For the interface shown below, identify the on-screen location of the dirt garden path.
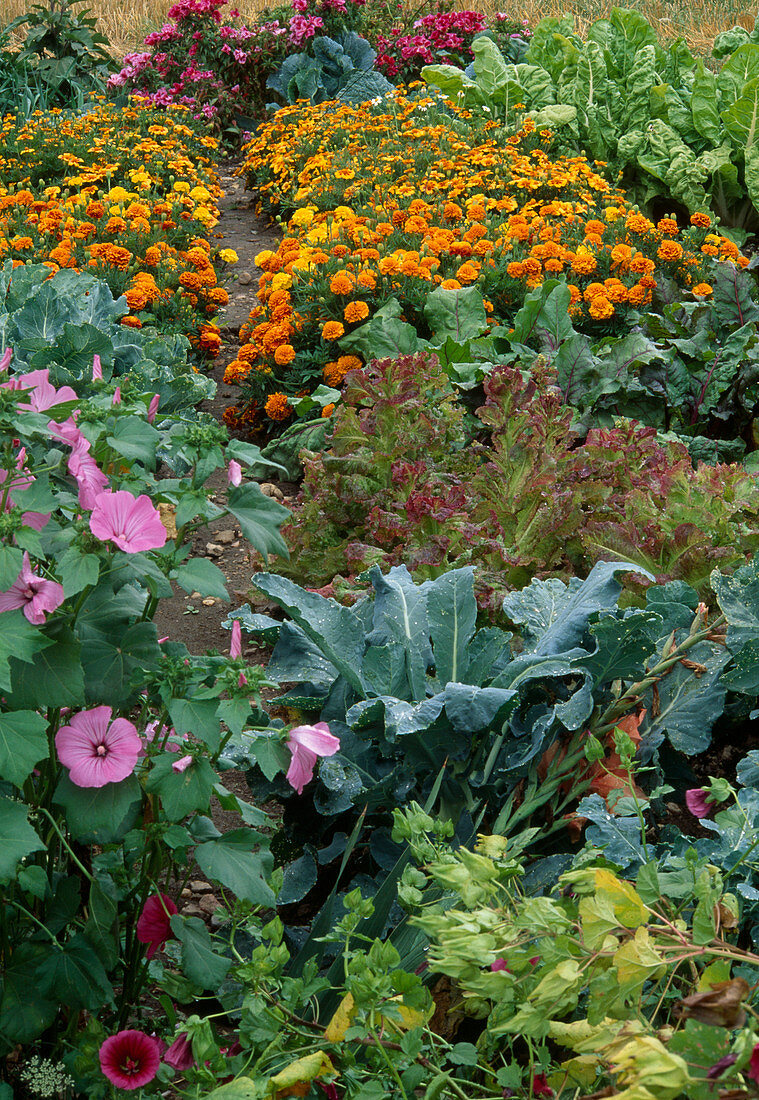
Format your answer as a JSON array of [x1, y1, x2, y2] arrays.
[[153, 160, 290, 660], [152, 162, 291, 910]]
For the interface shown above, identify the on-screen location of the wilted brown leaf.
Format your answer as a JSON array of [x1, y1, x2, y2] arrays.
[[676, 979, 749, 1028]]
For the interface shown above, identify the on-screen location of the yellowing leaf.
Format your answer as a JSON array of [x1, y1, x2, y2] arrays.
[[613, 928, 666, 999], [549, 1016, 626, 1054], [554, 1055, 599, 1089], [608, 1035, 691, 1100], [324, 993, 356, 1042], [579, 892, 619, 949], [529, 958, 581, 1011], [267, 1051, 336, 1097], [594, 869, 648, 928]]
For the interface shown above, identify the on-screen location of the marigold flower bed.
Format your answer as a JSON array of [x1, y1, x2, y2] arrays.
[[0, 100, 231, 356], [228, 92, 744, 427]]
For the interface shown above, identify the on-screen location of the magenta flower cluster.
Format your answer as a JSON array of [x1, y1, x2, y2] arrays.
[[374, 8, 486, 81]]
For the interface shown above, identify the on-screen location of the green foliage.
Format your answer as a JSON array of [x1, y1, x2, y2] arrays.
[[4, 0, 114, 112], [266, 31, 392, 106]]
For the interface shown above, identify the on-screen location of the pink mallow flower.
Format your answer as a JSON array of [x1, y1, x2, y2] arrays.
[[0, 552, 64, 624], [285, 722, 340, 795], [164, 1032, 194, 1070], [55, 706, 142, 787], [230, 618, 242, 659], [136, 893, 178, 958], [172, 754, 193, 773], [90, 490, 167, 553], [68, 440, 109, 510], [147, 394, 160, 423], [227, 459, 242, 487], [685, 787, 715, 818], [99, 1030, 161, 1091]]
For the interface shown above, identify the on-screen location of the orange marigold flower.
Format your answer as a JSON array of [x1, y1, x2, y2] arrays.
[[337, 355, 362, 372], [571, 250, 596, 275], [657, 240, 683, 262], [692, 282, 713, 296], [625, 212, 653, 234], [690, 212, 711, 228], [456, 263, 479, 284], [321, 402, 336, 417], [443, 202, 462, 220], [121, 315, 143, 328], [588, 295, 615, 321], [506, 262, 525, 278], [657, 217, 679, 236], [330, 273, 354, 295], [274, 343, 297, 366], [344, 301, 370, 323], [322, 321, 345, 340], [357, 270, 377, 290], [265, 392, 292, 421]]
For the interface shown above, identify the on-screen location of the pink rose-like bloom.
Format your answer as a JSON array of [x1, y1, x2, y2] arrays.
[[685, 787, 715, 818], [164, 1032, 194, 1070], [227, 458, 242, 487], [0, 551, 64, 624], [56, 706, 142, 787], [90, 490, 167, 553], [172, 754, 193, 773], [285, 722, 340, 795], [99, 1030, 161, 1090], [136, 893, 178, 958]]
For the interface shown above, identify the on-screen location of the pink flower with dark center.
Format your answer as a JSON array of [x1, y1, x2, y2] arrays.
[[0, 551, 64, 624], [230, 618, 242, 659], [685, 787, 714, 818], [172, 754, 193, 773], [136, 893, 178, 958], [90, 490, 167, 553], [285, 722, 340, 795], [164, 1032, 194, 1070], [55, 706, 142, 787], [227, 459, 242, 487], [99, 1030, 161, 1090], [68, 441, 109, 510]]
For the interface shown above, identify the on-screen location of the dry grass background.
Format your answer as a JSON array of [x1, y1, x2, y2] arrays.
[[0, 0, 755, 56]]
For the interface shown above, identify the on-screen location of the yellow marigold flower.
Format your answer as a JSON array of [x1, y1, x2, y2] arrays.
[[271, 273, 292, 291], [274, 344, 297, 366], [218, 248, 238, 263], [255, 249, 277, 268], [692, 282, 713, 296], [690, 212, 712, 228], [291, 207, 316, 228], [265, 392, 292, 421], [344, 301, 370, 323], [322, 321, 345, 340]]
